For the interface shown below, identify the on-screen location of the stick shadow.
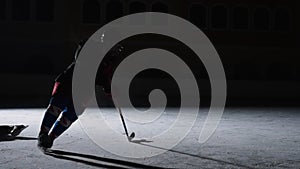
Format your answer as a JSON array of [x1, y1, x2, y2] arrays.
[[44, 149, 167, 169], [131, 139, 153, 144], [131, 139, 254, 169]]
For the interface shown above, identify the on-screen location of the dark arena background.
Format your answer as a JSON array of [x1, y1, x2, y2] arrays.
[[0, 0, 299, 169]]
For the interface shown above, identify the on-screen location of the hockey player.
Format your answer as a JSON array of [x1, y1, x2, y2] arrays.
[[37, 40, 121, 150]]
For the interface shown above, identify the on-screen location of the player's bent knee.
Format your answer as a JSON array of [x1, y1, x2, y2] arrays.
[[47, 104, 62, 117]]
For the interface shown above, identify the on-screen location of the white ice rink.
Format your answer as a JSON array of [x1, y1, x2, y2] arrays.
[[0, 108, 299, 169]]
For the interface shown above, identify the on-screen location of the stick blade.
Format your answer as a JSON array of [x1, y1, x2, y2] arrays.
[[130, 132, 135, 138]]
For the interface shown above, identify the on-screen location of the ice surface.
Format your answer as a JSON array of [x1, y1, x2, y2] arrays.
[[0, 108, 299, 168]]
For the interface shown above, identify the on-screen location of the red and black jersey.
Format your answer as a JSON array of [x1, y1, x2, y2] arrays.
[[52, 42, 115, 97]]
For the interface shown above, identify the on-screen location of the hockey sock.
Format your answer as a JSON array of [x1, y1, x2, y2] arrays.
[[49, 111, 77, 140], [40, 105, 62, 134]]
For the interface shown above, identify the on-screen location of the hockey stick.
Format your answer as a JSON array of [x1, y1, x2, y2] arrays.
[[116, 106, 135, 141], [111, 85, 135, 141]]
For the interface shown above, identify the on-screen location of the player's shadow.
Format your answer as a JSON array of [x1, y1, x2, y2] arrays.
[[44, 149, 167, 169], [0, 136, 37, 142]]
